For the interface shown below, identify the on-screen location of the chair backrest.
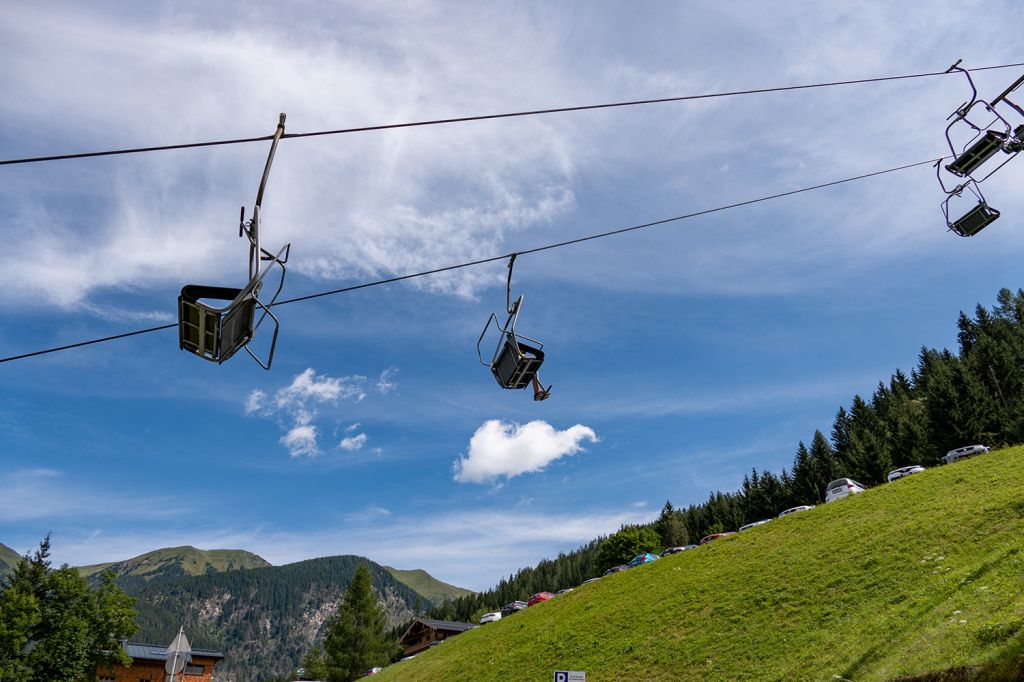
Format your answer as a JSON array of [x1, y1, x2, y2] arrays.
[[491, 335, 544, 389]]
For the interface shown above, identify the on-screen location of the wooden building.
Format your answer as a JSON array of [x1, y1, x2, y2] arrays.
[[398, 618, 477, 656], [97, 640, 224, 682]]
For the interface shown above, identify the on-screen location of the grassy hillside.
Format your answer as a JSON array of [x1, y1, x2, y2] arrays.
[[76, 546, 270, 582], [384, 566, 474, 604], [377, 446, 1024, 681], [0, 542, 23, 577]]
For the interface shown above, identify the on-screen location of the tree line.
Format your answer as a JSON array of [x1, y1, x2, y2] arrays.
[[426, 287, 1024, 624]]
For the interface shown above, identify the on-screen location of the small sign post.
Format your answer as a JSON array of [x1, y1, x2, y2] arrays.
[[165, 626, 191, 682], [554, 671, 586, 682]]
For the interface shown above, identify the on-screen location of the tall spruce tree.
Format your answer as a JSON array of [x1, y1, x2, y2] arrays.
[[321, 563, 396, 682], [655, 501, 688, 548]]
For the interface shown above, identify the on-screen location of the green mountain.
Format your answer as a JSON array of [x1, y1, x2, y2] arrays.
[[384, 566, 474, 604], [0, 542, 23, 578], [76, 545, 271, 585], [127, 554, 433, 681], [376, 446, 1024, 681]]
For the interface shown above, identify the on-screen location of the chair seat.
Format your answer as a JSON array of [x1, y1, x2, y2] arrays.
[[950, 202, 1000, 237], [178, 284, 256, 363]]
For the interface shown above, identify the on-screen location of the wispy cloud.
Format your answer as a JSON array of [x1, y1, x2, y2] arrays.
[[0, 469, 186, 523], [339, 433, 367, 451], [44, 506, 652, 591], [246, 367, 395, 457], [453, 420, 598, 484]]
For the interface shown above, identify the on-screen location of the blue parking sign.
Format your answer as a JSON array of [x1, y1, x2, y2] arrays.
[[554, 671, 585, 682]]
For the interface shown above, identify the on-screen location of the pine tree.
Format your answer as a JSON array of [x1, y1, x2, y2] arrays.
[[655, 501, 688, 548], [808, 430, 837, 500], [322, 563, 396, 682], [789, 441, 818, 506]]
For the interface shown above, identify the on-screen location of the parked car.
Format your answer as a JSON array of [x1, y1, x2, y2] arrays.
[[580, 577, 602, 586], [627, 552, 659, 567], [527, 592, 554, 606], [479, 611, 502, 624], [943, 444, 989, 464], [738, 519, 771, 531], [887, 465, 925, 482], [699, 532, 735, 545], [661, 546, 689, 556], [603, 564, 628, 576], [824, 478, 867, 503], [778, 505, 815, 518], [500, 600, 527, 617], [555, 588, 574, 595]]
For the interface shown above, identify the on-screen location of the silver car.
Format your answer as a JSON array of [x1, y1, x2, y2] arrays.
[[887, 465, 925, 482], [824, 478, 866, 503], [942, 444, 989, 464], [778, 505, 815, 518]]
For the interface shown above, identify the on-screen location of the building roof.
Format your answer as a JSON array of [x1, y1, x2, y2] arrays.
[[410, 618, 477, 633], [123, 641, 225, 662]]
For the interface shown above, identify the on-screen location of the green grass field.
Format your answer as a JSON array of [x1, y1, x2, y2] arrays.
[[377, 446, 1024, 681], [384, 566, 474, 604]]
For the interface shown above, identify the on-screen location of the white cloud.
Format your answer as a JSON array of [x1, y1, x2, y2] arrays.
[[453, 420, 598, 484], [244, 389, 267, 415], [281, 424, 319, 458], [248, 368, 391, 457], [339, 433, 367, 451], [0, 3, 581, 310], [376, 368, 398, 395], [275, 368, 366, 408]]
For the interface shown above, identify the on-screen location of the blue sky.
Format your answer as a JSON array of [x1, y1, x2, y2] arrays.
[[1, 1, 1023, 591]]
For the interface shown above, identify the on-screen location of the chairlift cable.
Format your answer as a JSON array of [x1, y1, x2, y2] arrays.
[[2, 62, 1022, 166], [0, 155, 943, 365]]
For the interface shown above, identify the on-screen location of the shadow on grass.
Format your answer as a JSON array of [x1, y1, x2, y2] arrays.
[[841, 547, 1020, 680], [889, 627, 1024, 682]]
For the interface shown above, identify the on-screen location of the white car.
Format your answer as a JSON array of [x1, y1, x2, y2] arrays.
[[887, 465, 925, 482], [943, 444, 989, 464], [778, 505, 815, 518], [824, 478, 867, 503], [738, 519, 771, 531], [479, 611, 502, 624]]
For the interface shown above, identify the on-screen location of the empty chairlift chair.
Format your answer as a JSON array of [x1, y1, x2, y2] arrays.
[[477, 254, 552, 401], [178, 114, 292, 369], [939, 178, 1000, 237], [935, 62, 1024, 235]]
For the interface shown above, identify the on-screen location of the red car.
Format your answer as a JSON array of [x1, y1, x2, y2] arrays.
[[699, 532, 735, 545], [527, 592, 554, 606]]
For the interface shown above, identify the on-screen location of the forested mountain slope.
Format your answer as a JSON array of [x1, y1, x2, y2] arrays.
[[128, 554, 429, 681]]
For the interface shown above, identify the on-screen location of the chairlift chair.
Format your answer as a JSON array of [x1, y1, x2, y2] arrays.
[[477, 254, 552, 401], [940, 178, 1000, 237], [178, 114, 292, 369], [941, 61, 1024, 183]]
